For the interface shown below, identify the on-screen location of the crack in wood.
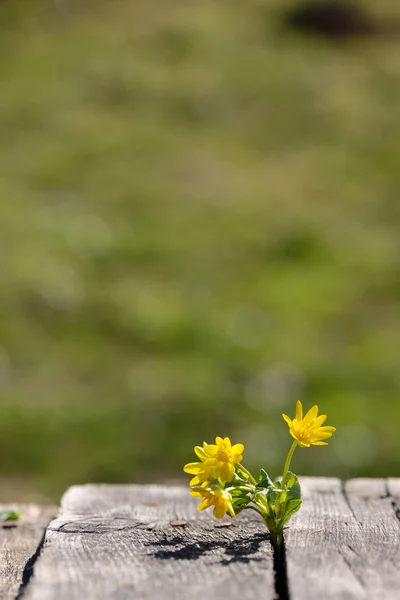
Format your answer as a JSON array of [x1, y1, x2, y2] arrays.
[[337, 544, 367, 592], [272, 535, 290, 600], [341, 481, 363, 530], [49, 521, 156, 535], [385, 480, 400, 523], [15, 530, 47, 600]]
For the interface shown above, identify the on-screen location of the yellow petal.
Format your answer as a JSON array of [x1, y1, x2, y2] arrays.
[[282, 414, 292, 427], [215, 436, 224, 446], [223, 437, 232, 449], [198, 498, 211, 511], [190, 488, 207, 498], [298, 441, 310, 448], [304, 405, 319, 421], [226, 502, 235, 517], [220, 462, 234, 482], [317, 426, 336, 433], [312, 441, 328, 446], [213, 499, 226, 519], [314, 414, 327, 427], [204, 444, 218, 457], [183, 462, 203, 474], [203, 456, 218, 464], [231, 443, 244, 456], [296, 400, 303, 421], [189, 475, 202, 486], [194, 446, 208, 460], [312, 430, 334, 440], [231, 452, 243, 463]]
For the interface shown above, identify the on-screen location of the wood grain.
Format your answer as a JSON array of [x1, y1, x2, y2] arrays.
[[285, 477, 400, 600], [0, 504, 56, 600], [23, 485, 275, 600]]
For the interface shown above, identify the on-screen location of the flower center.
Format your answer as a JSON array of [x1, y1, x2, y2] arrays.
[[295, 421, 313, 441], [216, 449, 230, 462]]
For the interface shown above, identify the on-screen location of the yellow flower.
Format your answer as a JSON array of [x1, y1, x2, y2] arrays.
[[282, 400, 336, 448], [202, 436, 244, 482], [183, 436, 244, 484], [183, 444, 216, 486], [190, 486, 235, 519]]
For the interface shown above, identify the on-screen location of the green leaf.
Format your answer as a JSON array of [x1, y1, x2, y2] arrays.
[[230, 493, 251, 515], [233, 467, 252, 485], [0, 511, 20, 522], [274, 472, 302, 528], [280, 498, 302, 527], [257, 469, 274, 489], [285, 471, 301, 500]]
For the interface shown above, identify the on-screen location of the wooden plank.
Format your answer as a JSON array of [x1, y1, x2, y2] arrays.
[[285, 477, 400, 600], [23, 484, 275, 600], [343, 479, 400, 596], [0, 504, 56, 600]]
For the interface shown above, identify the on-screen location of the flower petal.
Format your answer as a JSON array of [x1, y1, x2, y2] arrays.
[[190, 488, 207, 498], [189, 475, 202, 486], [198, 498, 211, 511], [203, 444, 218, 457], [213, 499, 226, 519], [298, 441, 310, 448], [231, 443, 244, 456], [223, 437, 232, 450], [310, 431, 334, 440], [296, 400, 303, 421], [304, 405, 319, 421], [194, 446, 208, 460], [317, 426, 336, 434], [203, 457, 218, 466], [312, 441, 328, 446], [282, 414, 292, 427], [231, 453, 243, 464], [183, 462, 203, 474], [314, 414, 327, 427], [220, 462, 234, 482]]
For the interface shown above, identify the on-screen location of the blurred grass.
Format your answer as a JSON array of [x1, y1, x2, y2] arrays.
[[1, 0, 400, 500]]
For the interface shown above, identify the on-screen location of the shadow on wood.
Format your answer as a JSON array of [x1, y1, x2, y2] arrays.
[[283, 0, 400, 39]]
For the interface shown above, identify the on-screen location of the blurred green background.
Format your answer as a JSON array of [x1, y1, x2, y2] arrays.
[[1, 0, 400, 502]]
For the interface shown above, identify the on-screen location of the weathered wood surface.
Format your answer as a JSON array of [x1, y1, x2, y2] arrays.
[[23, 485, 274, 600], [0, 504, 56, 600], [285, 478, 400, 600], [17, 479, 400, 600]]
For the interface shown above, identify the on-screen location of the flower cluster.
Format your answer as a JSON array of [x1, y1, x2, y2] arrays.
[[184, 436, 244, 486], [190, 486, 235, 519], [183, 401, 336, 545], [183, 436, 244, 518]]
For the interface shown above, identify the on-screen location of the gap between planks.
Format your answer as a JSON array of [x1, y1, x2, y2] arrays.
[[0, 504, 56, 600]]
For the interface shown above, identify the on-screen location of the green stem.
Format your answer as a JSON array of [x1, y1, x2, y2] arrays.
[[226, 485, 254, 493], [254, 492, 269, 514], [270, 528, 283, 548], [281, 440, 298, 489], [245, 505, 265, 518], [238, 463, 258, 486]]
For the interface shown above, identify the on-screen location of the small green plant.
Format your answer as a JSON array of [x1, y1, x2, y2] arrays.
[[0, 511, 20, 522], [184, 400, 336, 546]]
